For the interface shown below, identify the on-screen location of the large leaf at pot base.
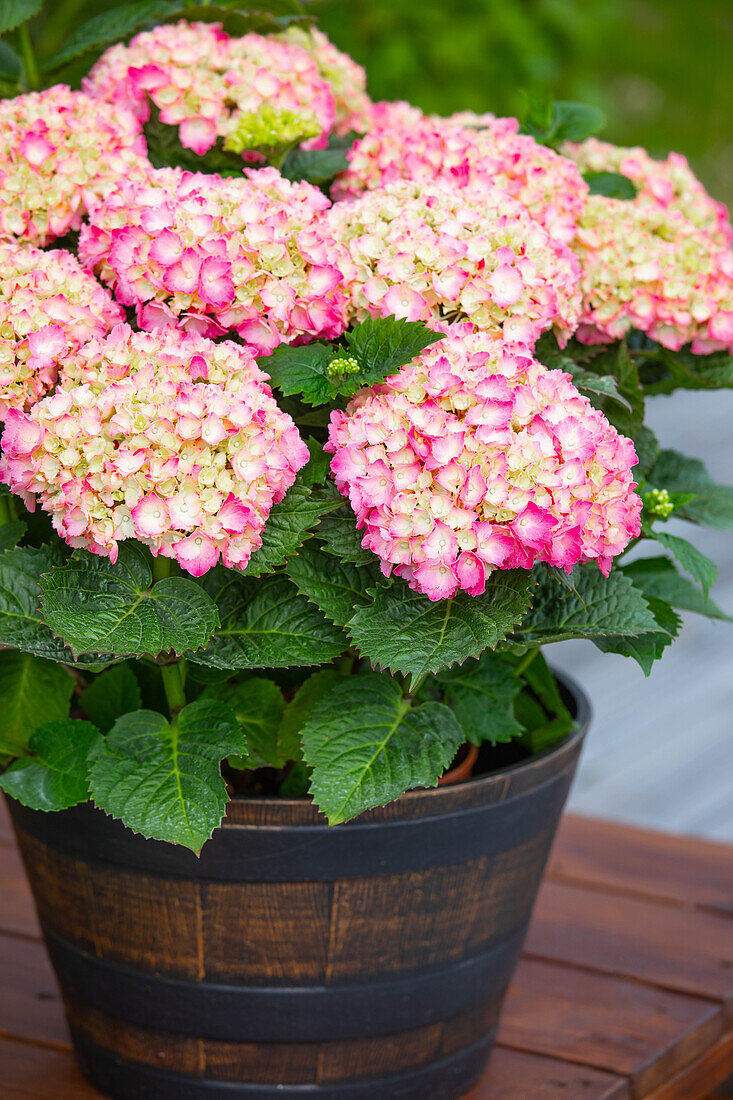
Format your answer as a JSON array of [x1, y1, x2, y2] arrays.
[[622, 558, 731, 621], [276, 668, 343, 764], [40, 544, 218, 659], [0, 720, 101, 811], [0, 0, 42, 36], [594, 596, 682, 676], [0, 653, 74, 757], [650, 531, 717, 596], [79, 665, 142, 733], [647, 449, 733, 530], [287, 541, 382, 626], [515, 565, 661, 644], [243, 480, 343, 577], [437, 654, 522, 746], [347, 571, 536, 681], [190, 571, 347, 670], [303, 673, 465, 824], [203, 677, 286, 768], [88, 700, 245, 852]]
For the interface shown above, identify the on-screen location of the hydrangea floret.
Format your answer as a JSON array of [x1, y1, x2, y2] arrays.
[[572, 195, 733, 352], [326, 325, 641, 599], [326, 178, 582, 345], [278, 25, 372, 135], [78, 166, 355, 354], [333, 106, 588, 244], [564, 136, 733, 246], [83, 22, 336, 157], [0, 242, 123, 419], [0, 326, 309, 575], [0, 85, 148, 244]]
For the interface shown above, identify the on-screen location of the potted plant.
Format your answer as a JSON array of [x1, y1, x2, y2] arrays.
[[0, 3, 730, 1098]]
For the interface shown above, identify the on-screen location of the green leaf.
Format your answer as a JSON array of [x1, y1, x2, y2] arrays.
[[587, 340, 645, 436], [517, 650, 574, 752], [0, 719, 101, 811], [45, 1, 183, 69], [640, 346, 733, 395], [0, 521, 26, 551], [347, 571, 536, 681], [191, 571, 347, 670], [632, 427, 661, 478], [88, 699, 245, 852], [650, 530, 717, 596], [79, 665, 141, 733], [0, 39, 21, 80], [316, 502, 376, 565], [515, 565, 660, 644], [583, 170, 637, 199], [298, 437, 331, 488], [287, 541, 382, 625], [551, 101, 605, 143], [276, 668, 343, 764], [303, 672, 465, 824], [243, 479, 343, 577], [282, 135, 352, 184], [40, 544, 218, 659], [143, 99, 246, 176], [594, 595, 681, 675], [647, 449, 733, 530], [623, 557, 731, 621], [0, 653, 74, 757], [261, 341, 341, 406], [344, 315, 443, 377], [203, 677, 286, 768], [0, 546, 78, 663], [562, 364, 632, 411], [0, 0, 41, 36], [437, 653, 522, 746]]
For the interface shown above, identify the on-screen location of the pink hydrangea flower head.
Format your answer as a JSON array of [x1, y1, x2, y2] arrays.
[[326, 179, 582, 345], [332, 106, 588, 243], [78, 166, 355, 354], [0, 85, 148, 244], [277, 26, 372, 135], [326, 324, 641, 600], [0, 242, 123, 420], [83, 22, 336, 157], [1, 328, 309, 574], [572, 195, 733, 353], [564, 137, 733, 247]]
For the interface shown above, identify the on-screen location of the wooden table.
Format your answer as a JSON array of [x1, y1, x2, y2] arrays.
[[1, 798, 731, 1100]]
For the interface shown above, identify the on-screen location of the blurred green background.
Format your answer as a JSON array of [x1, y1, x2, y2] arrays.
[[31, 0, 733, 206]]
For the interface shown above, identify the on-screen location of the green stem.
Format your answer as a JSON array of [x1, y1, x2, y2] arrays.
[[152, 555, 171, 581], [18, 24, 39, 91], [160, 660, 186, 718], [0, 496, 11, 526], [513, 646, 540, 680]]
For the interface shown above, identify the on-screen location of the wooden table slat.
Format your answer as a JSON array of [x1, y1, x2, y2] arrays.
[[0, 843, 40, 939]]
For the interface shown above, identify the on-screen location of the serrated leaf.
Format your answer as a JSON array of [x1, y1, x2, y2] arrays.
[[316, 502, 376, 565], [640, 346, 733, 395], [0, 719, 101, 811], [88, 699, 245, 852], [0, 546, 80, 663], [594, 595, 681, 675], [437, 653, 522, 746], [551, 101, 605, 143], [0, 521, 26, 550], [287, 541, 382, 625], [0, 0, 41, 35], [303, 673, 465, 824], [344, 315, 443, 377], [515, 565, 660, 644], [347, 571, 536, 681], [583, 171, 637, 199], [622, 557, 731, 621], [632, 427, 660, 478], [203, 677, 286, 768], [647, 449, 733, 530], [587, 340, 645, 436], [261, 341, 341, 406], [650, 531, 717, 596], [40, 544, 218, 659], [45, 1, 183, 69], [299, 437, 331, 488], [0, 653, 74, 757], [276, 668, 343, 763], [562, 364, 632, 411], [190, 571, 347, 670], [243, 480, 343, 577], [79, 665, 141, 733]]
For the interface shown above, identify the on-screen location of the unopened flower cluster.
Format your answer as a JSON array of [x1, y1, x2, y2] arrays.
[[0, 328, 309, 576], [333, 105, 588, 244], [84, 22, 336, 157], [0, 85, 148, 244], [564, 137, 733, 246], [573, 196, 733, 352], [327, 325, 641, 600], [79, 166, 354, 354], [0, 242, 122, 419], [278, 26, 372, 135], [327, 179, 582, 344]]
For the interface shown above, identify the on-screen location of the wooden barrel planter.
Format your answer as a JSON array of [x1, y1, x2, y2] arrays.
[[7, 675, 589, 1100]]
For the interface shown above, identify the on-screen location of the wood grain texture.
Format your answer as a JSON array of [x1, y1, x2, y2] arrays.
[[465, 1048, 630, 1099], [0, 934, 69, 1050], [0, 842, 40, 937]]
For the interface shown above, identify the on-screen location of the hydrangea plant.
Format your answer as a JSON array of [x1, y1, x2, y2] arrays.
[[0, 1, 730, 852]]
